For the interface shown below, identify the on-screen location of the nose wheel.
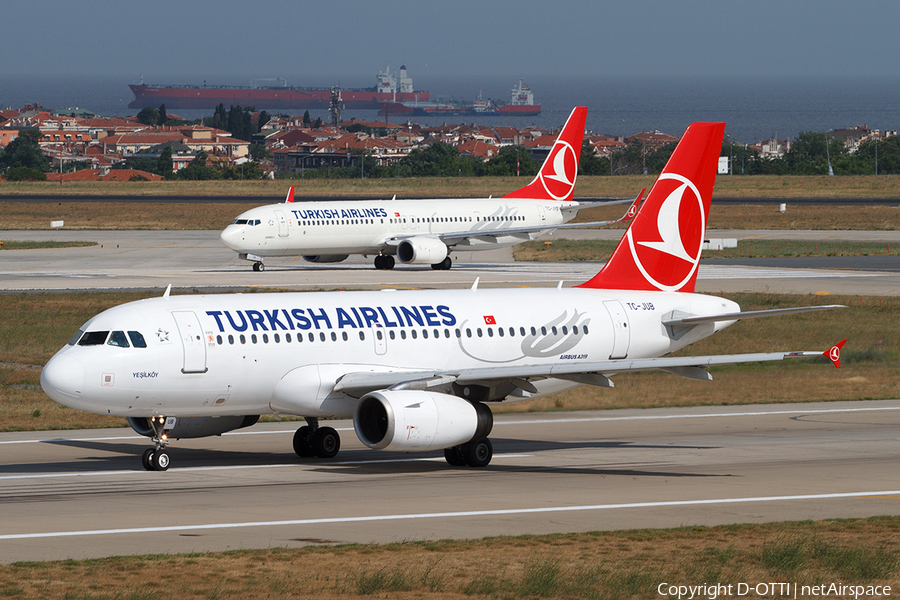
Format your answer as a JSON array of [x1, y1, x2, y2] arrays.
[[252, 261, 265, 272], [141, 416, 172, 471]]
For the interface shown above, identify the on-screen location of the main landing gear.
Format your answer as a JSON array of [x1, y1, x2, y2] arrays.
[[431, 257, 452, 271], [141, 416, 171, 471], [443, 438, 493, 468], [292, 417, 341, 459], [373, 255, 395, 270]]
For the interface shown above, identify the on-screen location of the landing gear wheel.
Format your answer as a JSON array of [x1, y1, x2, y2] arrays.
[[252, 261, 265, 272], [431, 257, 452, 271], [443, 445, 467, 467], [463, 438, 493, 468], [375, 255, 395, 270], [141, 448, 155, 471], [151, 450, 170, 471], [292, 426, 315, 457], [311, 426, 341, 459]]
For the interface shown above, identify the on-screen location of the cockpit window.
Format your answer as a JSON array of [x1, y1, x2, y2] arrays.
[[107, 331, 130, 348], [78, 331, 109, 346], [232, 218, 249, 225], [68, 330, 84, 346], [128, 331, 147, 348]]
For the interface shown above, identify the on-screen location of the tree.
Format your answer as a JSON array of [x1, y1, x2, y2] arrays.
[[480, 145, 538, 177], [157, 104, 168, 126], [0, 129, 50, 172], [578, 139, 610, 176], [249, 144, 270, 162], [258, 111, 271, 130], [156, 145, 174, 178], [302, 111, 311, 127], [136, 106, 159, 126], [4, 166, 47, 181]]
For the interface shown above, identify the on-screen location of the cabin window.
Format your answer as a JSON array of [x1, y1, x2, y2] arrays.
[[274, 333, 280, 343], [308, 332, 315, 342], [251, 334, 258, 344], [240, 334, 246, 344], [228, 335, 234, 345], [78, 331, 109, 346], [521, 327, 527, 336], [108, 331, 130, 348], [262, 334, 269, 343], [359, 331, 365, 341], [466, 328, 472, 338], [583, 325, 590, 334], [509, 327, 516, 337], [376, 330, 383, 340], [411, 330, 418, 339], [216, 335, 223, 345], [434, 329, 440, 338], [389, 330, 396, 340], [342, 331, 348, 341], [561, 326, 568, 335], [551, 326, 557, 335], [444, 329, 450, 338], [498, 328, 504, 337], [455, 329, 461, 338], [331, 332, 338, 341], [487, 328, 493, 338], [128, 331, 147, 348], [400, 330, 407, 340], [319, 332, 326, 342], [285, 333, 292, 342], [572, 326, 579, 335], [422, 329, 428, 339], [541, 327, 547, 336], [477, 328, 483, 338]]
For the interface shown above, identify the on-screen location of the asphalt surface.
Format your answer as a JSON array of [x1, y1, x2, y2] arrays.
[[1, 401, 898, 563]]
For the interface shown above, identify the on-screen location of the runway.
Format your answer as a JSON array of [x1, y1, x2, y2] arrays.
[[3, 229, 900, 295], [1, 401, 898, 563]]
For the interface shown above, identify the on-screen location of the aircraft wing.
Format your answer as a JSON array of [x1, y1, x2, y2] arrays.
[[332, 340, 846, 398]]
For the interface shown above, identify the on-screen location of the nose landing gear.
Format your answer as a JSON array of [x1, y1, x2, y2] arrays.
[[141, 416, 172, 471]]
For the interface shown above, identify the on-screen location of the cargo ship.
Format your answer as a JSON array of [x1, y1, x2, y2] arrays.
[[128, 65, 429, 110], [378, 79, 540, 117]]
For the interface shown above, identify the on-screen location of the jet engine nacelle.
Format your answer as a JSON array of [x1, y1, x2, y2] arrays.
[[127, 415, 260, 439], [303, 254, 349, 263], [353, 390, 492, 452], [396, 237, 448, 265]]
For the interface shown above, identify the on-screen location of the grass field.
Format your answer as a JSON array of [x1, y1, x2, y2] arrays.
[[2, 173, 900, 198], [2, 197, 899, 231], [1, 517, 897, 599], [514, 239, 900, 263]]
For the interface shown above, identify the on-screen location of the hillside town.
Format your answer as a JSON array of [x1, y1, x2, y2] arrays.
[[0, 103, 896, 181]]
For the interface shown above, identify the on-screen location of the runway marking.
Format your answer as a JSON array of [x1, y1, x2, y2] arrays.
[[1, 405, 897, 446], [0, 454, 532, 481], [2, 490, 897, 541]]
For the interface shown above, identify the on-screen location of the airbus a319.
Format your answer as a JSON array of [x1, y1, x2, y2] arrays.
[[219, 107, 642, 271], [41, 118, 845, 472]]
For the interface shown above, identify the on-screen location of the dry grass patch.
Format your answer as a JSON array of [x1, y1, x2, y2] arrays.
[[0, 517, 898, 599], [3, 174, 900, 199]]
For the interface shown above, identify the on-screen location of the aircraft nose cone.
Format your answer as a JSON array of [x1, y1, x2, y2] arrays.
[[41, 354, 85, 403], [220, 226, 243, 251]]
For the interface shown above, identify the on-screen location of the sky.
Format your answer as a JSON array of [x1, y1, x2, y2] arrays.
[[4, 0, 900, 82]]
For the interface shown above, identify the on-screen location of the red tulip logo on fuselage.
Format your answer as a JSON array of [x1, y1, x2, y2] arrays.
[[627, 173, 705, 291], [538, 141, 578, 200]]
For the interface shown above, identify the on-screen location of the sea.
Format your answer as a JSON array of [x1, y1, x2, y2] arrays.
[[2, 73, 899, 145]]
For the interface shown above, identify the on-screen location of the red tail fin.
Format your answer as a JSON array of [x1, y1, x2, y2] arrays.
[[578, 122, 725, 292], [825, 339, 847, 368], [503, 106, 587, 202]]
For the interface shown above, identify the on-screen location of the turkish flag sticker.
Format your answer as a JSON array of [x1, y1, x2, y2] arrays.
[[483, 315, 496, 325]]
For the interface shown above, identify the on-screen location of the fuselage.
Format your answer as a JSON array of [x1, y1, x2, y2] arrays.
[[219, 197, 580, 258], [41, 287, 739, 420]]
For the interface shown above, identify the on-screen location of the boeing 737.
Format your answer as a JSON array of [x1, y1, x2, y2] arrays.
[[41, 121, 845, 472], [219, 107, 642, 271]]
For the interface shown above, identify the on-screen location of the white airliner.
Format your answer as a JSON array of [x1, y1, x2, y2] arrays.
[[41, 120, 845, 472], [219, 107, 642, 271]]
